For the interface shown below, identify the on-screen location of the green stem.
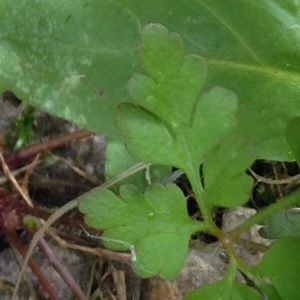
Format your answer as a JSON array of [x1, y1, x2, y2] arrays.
[[232, 250, 256, 281], [187, 167, 222, 239], [103, 162, 151, 187], [231, 187, 300, 239]]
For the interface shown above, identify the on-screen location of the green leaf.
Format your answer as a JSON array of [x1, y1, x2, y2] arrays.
[[79, 183, 201, 279], [203, 134, 254, 207], [132, 232, 190, 279], [116, 24, 237, 172], [0, 0, 140, 136], [185, 275, 261, 300], [105, 139, 171, 189], [260, 209, 300, 239], [252, 237, 300, 300], [286, 117, 300, 166]]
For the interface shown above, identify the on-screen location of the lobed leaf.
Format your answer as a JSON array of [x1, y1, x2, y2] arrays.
[[117, 24, 238, 173], [79, 183, 201, 278]]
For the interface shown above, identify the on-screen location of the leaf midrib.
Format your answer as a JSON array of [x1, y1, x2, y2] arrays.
[[207, 58, 300, 81], [196, 0, 262, 64]]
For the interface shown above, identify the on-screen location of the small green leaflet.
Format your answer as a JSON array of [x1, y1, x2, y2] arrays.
[[185, 260, 261, 300], [185, 280, 261, 300], [79, 183, 202, 279], [116, 24, 238, 173]]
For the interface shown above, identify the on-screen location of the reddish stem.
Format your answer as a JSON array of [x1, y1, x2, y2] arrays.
[[1, 225, 61, 300], [38, 237, 87, 300], [2, 129, 93, 170]]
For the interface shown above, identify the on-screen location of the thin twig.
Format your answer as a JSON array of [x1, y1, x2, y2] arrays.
[[0, 151, 33, 207], [53, 154, 101, 185], [37, 237, 87, 300], [21, 153, 41, 192], [249, 168, 300, 185], [47, 228, 131, 263], [2, 129, 93, 170], [272, 163, 284, 198], [0, 158, 41, 185], [0, 225, 61, 300]]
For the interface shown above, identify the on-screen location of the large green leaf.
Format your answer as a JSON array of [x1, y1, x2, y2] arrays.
[[0, 0, 141, 136], [79, 183, 201, 279], [286, 117, 300, 166], [1, 1, 299, 159]]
